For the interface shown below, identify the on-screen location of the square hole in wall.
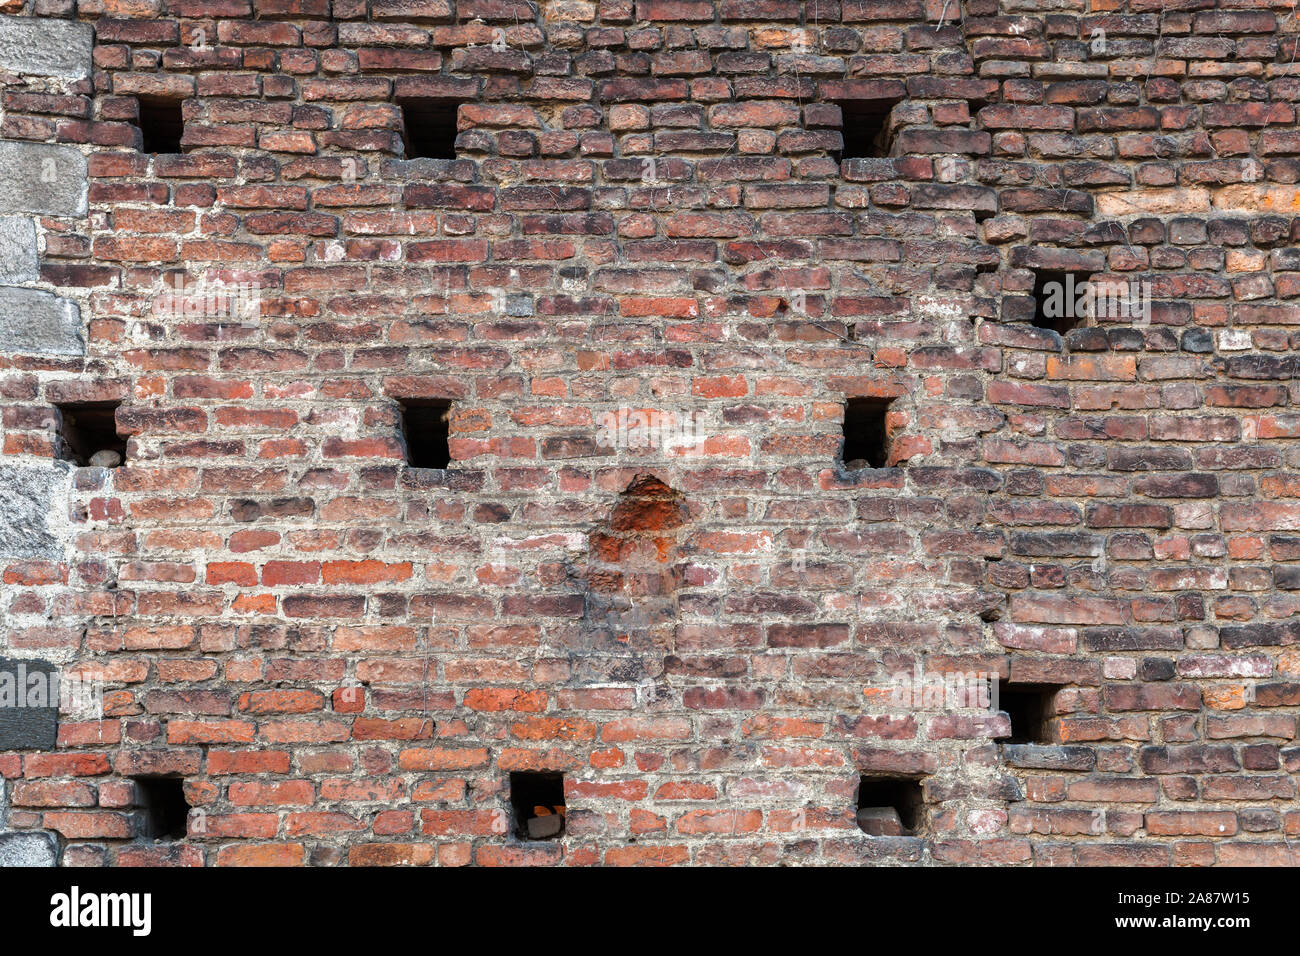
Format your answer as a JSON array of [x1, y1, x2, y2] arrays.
[[841, 397, 892, 470], [136, 96, 185, 154], [856, 775, 924, 836], [510, 771, 566, 840], [398, 99, 461, 159], [836, 98, 902, 159], [1032, 270, 1090, 336], [55, 401, 126, 468], [398, 399, 451, 469], [996, 682, 1061, 744], [132, 776, 189, 841]]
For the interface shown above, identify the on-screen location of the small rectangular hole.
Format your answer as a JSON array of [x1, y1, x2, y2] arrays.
[[996, 682, 1061, 744], [510, 771, 566, 841], [398, 99, 461, 160], [132, 776, 189, 841], [56, 401, 126, 468], [398, 399, 451, 469], [841, 397, 891, 470], [136, 96, 185, 154], [836, 98, 901, 159], [1032, 270, 1090, 336], [856, 775, 923, 836]]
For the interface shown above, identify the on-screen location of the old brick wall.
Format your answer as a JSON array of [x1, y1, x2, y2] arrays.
[[0, 0, 1298, 866]]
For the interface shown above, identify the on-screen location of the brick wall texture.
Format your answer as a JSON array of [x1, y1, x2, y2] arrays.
[[1, 0, 1300, 867]]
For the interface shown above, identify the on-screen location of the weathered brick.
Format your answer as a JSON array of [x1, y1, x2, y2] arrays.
[[0, 0, 1289, 873]]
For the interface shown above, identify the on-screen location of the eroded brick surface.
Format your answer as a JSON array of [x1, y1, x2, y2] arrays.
[[0, 0, 1298, 866]]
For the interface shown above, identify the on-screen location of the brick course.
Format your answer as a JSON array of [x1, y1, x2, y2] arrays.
[[0, 0, 1299, 866]]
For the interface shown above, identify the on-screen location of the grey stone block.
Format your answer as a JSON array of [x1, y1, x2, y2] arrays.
[[0, 658, 59, 751], [504, 293, 535, 317], [526, 812, 563, 839], [0, 287, 83, 355], [0, 217, 37, 283], [0, 141, 88, 217], [0, 463, 69, 559], [0, 15, 94, 79], [0, 831, 59, 867]]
